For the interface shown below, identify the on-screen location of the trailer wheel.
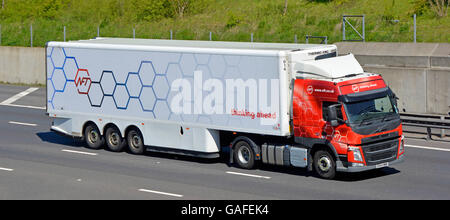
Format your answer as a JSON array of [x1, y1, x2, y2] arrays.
[[84, 124, 104, 149], [233, 141, 255, 169], [313, 150, 336, 179], [127, 128, 145, 155], [105, 126, 126, 152]]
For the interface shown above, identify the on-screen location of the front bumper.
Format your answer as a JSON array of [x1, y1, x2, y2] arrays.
[[337, 154, 404, 173]]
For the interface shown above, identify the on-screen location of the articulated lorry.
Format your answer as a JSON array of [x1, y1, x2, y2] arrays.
[[46, 38, 404, 179]]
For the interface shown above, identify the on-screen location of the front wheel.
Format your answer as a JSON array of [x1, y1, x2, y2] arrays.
[[313, 150, 336, 179]]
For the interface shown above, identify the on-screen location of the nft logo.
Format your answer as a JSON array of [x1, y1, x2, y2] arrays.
[[75, 69, 92, 95]]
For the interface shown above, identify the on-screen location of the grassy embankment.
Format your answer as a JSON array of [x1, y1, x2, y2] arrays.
[[0, 0, 448, 47]]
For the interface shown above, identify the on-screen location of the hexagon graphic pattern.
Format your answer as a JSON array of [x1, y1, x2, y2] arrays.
[[46, 48, 255, 128], [63, 57, 79, 81], [139, 61, 156, 86], [139, 86, 157, 112], [153, 101, 171, 120], [52, 69, 67, 92], [153, 75, 169, 100], [51, 47, 66, 68], [100, 71, 117, 96], [113, 84, 129, 110], [88, 82, 104, 107], [126, 73, 143, 98]]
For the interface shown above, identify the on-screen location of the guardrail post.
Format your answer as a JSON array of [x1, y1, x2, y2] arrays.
[[342, 17, 346, 41], [441, 116, 446, 138], [30, 24, 33, 47], [362, 14, 365, 42], [413, 14, 417, 43], [426, 127, 432, 140]]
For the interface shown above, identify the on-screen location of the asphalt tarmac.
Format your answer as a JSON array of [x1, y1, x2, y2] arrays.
[[1, 85, 449, 199]]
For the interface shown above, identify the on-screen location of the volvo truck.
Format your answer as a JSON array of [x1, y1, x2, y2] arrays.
[[46, 38, 404, 179]]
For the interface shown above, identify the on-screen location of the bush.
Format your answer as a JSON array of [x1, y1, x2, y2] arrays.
[[410, 0, 430, 16], [168, 0, 209, 18], [226, 11, 243, 28], [133, 0, 173, 22]]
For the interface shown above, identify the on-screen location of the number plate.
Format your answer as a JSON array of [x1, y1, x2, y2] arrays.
[[376, 162, 389, 168]]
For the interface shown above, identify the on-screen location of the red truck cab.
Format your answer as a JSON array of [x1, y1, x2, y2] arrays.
[[292, 59, 404, 179]]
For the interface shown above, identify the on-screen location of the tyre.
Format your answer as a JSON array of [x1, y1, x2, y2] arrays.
[[84, 124, 104, 149], [105, 126, 126, 152], [233, 140, 255, 169], [127, 128, 145, 155], [313, 150, 336, 179]]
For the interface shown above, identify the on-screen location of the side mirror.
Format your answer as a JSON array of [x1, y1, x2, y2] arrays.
[[327, 104, 342, 127]]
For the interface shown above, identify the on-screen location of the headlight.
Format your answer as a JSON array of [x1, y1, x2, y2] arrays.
[[399, 135, 405, 155], [348, 146, 363, 163]]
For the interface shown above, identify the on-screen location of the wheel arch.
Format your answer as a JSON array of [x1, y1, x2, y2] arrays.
[[82, 121, 100, 137], [310, 143, 337, 161], [230, 135, 261, 161], [103, 122, 122, 137]]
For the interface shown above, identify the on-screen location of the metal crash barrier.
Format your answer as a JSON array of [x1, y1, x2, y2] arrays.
[[401, 113, 450, 141]]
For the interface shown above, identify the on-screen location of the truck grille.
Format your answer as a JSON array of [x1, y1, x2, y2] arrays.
[[361, 134, 399, 166]]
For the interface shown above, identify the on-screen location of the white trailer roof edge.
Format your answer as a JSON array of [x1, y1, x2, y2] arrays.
[[48, 41, 285, 57], [47, 38, 336, 57]]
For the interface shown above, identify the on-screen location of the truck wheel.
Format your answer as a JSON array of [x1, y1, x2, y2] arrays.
[[233, 141, 255, 169], [127, 128, 145, 155], [84, 124, 104, 149], [105, 126, 126, 152], [313, 150, 336, 179]]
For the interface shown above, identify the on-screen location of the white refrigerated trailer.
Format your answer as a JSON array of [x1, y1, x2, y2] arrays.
[[46, 38, 338, 171]]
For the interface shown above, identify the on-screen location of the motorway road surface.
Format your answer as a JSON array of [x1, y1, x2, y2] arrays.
[[0, 84, 449, 200]]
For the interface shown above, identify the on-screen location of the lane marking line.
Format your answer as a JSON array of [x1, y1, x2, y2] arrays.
[[61, 149, 98, 156], [8, 121, 38, 127], [405, 144, 450, 152], [226, 171, 272, 179], [0, 87, 39, 105], [0, 167, 14, 172], [138, 189, 184, 198], [0, 103, 45, 110]]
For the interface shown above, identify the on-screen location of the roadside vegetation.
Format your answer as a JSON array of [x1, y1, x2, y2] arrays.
[[0, 0, 448, 47]]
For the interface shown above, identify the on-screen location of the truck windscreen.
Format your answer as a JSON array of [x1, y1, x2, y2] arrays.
[[344, 95, 398, 125]]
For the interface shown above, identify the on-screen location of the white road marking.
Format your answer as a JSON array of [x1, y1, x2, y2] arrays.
[[0, 87, 39, 105], [405, 145, 450, 152], [138, 189, 184, 198], [0, 103, 45, 110], [226, 171, 272, 179], [61, 149, 98, 156], [8, 121, 38, 127], [0, 167, 14, 172]]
